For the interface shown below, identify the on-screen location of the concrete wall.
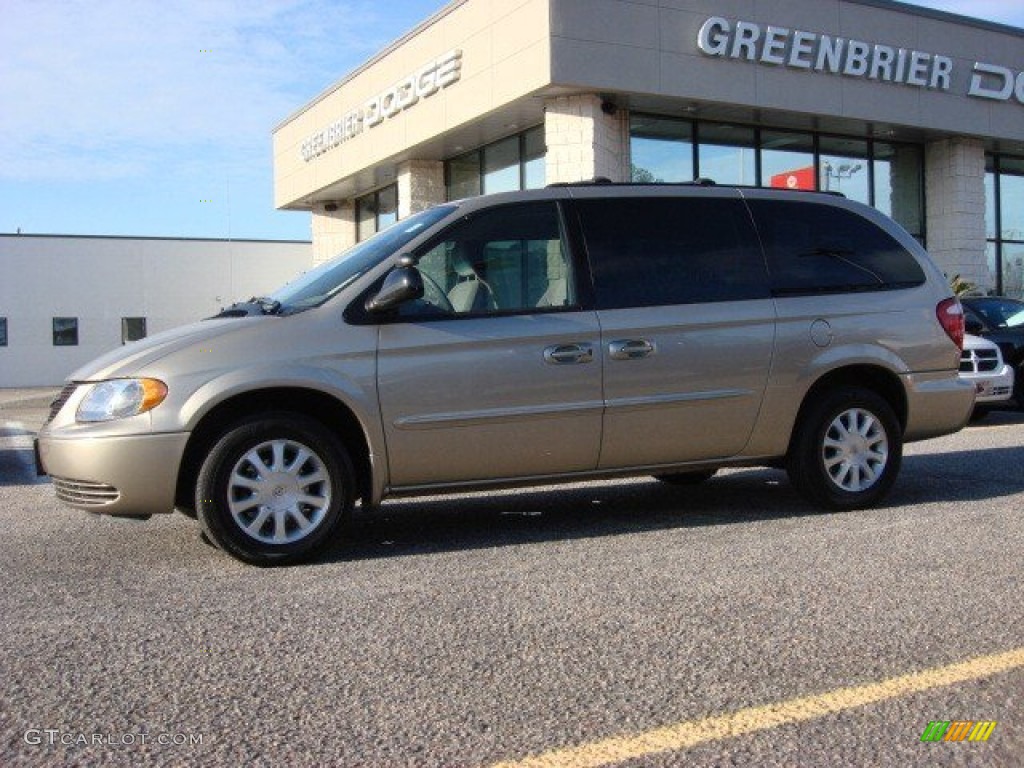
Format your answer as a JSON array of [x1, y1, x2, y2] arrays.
[[0, 236, 312, 387]]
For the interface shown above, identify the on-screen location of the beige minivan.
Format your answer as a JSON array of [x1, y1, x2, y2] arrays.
[[37, 183, 974, 565]]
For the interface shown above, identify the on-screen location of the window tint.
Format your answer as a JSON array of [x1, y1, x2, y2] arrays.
[[0, 317, 7, 346], [748, 200, 925, 296], [121, 317, 147, 343], [53, 317, 78, 346], [405, 202, 575, 318], [576, 196, 769, 309]]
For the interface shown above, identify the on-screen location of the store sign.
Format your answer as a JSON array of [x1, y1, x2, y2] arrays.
[[697, 17, 1024, 105], [770, 166, 815, 191], [300, 50, 462, 163]]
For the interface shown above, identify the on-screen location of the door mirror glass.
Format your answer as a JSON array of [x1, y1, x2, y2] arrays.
[[366, 264, 424, 313]]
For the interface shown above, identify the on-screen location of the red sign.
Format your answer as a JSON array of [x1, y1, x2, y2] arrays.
[[770, 166, 816, 191]]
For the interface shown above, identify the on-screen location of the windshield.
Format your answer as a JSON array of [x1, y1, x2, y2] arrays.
[[270, 204, 457, 312], [970, 298, 1024, 329]]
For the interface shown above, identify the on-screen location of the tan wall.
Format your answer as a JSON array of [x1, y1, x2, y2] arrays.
[[273, 0, 552, 210]]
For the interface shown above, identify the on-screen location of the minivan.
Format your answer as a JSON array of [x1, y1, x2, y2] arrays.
[[37, 183, 975, 565]]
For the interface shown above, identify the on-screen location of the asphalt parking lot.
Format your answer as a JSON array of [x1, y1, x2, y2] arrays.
[[1, 390, 1021, 767]]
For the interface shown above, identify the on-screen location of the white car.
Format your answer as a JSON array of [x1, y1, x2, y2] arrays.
[[960, 333, 1014, 415]]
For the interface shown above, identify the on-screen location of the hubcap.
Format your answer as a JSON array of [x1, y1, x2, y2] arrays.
[[822, 407, 888, 493], [227, 439, 331, 544]]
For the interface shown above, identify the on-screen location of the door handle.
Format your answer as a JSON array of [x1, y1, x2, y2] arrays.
[[608, 339, 656, 360], [544, 343, 594, 365]]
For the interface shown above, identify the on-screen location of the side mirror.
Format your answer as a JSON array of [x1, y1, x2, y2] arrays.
[[965, 318, 983, 335], [365, 258, 424, 313]]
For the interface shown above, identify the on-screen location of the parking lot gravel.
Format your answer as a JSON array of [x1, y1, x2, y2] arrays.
[[1, 394, 1021, 766]]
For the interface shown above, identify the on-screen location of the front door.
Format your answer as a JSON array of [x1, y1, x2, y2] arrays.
[[376, 201, 602, 489]]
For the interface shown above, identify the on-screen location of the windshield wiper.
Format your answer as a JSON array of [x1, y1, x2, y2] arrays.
[[251, 296, 282, 314], [210, 296, 282, 318]]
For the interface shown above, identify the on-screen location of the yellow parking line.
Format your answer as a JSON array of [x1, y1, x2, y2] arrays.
[[490, 647, 1024, 768]]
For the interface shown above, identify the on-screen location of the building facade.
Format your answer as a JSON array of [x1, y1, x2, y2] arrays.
[[0, 235, 311, 387], [273, 0, 1024, 298]]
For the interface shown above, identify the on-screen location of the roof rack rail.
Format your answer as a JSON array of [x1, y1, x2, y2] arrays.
[[546, 177, 846, 197], [547, 177, 718, 188]]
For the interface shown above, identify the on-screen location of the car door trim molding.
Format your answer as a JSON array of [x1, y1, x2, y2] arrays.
[[392, 399, 605, 430], [605, 388, 751, 414]]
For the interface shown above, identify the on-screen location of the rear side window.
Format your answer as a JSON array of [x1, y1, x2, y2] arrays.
[[747, 200, 925, 296], [575, 196, 769, 309]]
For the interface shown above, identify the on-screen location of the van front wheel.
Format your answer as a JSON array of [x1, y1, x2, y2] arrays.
[[195, 413, 354, 566], [787, 388, 902, 510]]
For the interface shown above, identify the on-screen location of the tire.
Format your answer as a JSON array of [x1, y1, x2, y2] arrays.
[[654, 469, 717, 486], [195, 413, 354, 566], [786, 387, 902, 510]]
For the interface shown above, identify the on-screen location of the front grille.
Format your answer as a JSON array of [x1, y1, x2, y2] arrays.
[[975, 349, 999, 372], [960, 348, 1001, 375], [46, 383, 78, 424], [52, 477, 120, 507]]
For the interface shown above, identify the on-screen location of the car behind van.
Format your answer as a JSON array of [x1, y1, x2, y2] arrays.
[[37, 183, 974, 565]]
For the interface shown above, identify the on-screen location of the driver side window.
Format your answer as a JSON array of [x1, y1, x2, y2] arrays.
[[401, 202, 575, 318]]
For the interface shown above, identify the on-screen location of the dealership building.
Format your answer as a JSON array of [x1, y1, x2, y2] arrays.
[[273, 0, 1024, 297]]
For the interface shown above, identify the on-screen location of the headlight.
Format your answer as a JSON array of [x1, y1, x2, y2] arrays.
[[76, 378, 168, 423]]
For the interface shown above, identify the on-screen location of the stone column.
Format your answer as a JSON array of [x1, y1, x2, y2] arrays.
[[397, 160, 445, 218], [925, 138, 990, 292], [544, 94, 629, 184], [311, 200, 356, 265]]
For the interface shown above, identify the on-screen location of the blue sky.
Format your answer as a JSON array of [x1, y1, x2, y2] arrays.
[[1, 0, 1022, 242]]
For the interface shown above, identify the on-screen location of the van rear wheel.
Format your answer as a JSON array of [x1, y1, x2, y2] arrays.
[[195, 413, 353, 566], [787, 387, 901, 510]]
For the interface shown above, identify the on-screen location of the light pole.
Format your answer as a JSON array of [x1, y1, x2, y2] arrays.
[[822, 161, 863, 191]]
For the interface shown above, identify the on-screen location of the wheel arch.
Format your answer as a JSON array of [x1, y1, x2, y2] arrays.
[[788, 364, 908, 456], [175, 387, 375, 512]]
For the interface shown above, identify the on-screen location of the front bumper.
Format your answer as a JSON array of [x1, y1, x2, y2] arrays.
[[962, 364, 1015, 404], [37, 432, 190, 517]]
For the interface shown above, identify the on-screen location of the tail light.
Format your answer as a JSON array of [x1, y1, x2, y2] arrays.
[[936, 297, 965, 350]]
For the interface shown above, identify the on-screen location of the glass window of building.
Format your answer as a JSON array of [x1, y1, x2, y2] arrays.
[[819, 137, 869, 205], [874, 143, 923, 241], [121, 317, 147, 344], [523, 126, 546, 190], [630, 115, 693, 182], [627, 117, 925, 245], [483, 135, 520, 194], [377, 185, 398, 231], [448, 152, 481, 199], [356, 184, 398, 242], [697, 123, 756, 185], [987, 154, 1024, 298], [445, 126, 546, 200], [356, 195, 376, 241], [761, 131, 815, 191], [53, 317, 78, 346], [0, 317, 7, 346]]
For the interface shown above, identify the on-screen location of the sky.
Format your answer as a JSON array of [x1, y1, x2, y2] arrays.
[[1, 0, 1023, 242]]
